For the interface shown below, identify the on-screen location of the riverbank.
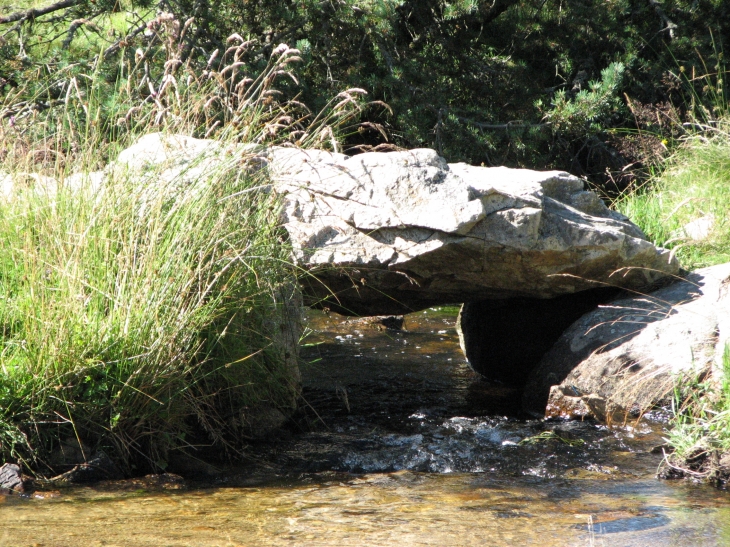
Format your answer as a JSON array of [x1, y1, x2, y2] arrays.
[[0, 42, 330, 476], [615, 118, 730, 486]]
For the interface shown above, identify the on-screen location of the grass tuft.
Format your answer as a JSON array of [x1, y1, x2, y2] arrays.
[[0, 150, 299, 474], [615, 119, 730, 270], [659, 344, 730, 484]]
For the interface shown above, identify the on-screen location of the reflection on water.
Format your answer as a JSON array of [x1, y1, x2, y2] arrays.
[[2, 307, 730, 546]]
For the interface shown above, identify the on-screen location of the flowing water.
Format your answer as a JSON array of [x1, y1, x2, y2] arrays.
[[2, 308, 730, 546]]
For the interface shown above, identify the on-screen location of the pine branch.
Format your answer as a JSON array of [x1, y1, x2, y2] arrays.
[[0, 0, 81, 25], [647, 0, 678, 39]]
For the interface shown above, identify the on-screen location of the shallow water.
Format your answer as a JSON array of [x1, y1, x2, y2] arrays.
[[2, 308, 730, 546]]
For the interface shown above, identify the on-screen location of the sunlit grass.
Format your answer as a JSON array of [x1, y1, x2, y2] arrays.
[[0, 8, 376, 474], [615, 119, 730, 270], [0, 135, 302, 473]]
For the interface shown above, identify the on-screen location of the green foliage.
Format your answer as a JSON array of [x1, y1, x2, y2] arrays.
[[243, 0, 726, 182], [3, 0, 730, 185], [540, 62, 626, 137], [615, 118, 730, 270]]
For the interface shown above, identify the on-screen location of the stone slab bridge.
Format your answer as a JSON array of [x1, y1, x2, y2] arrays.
[[111, 134, 682, 419]]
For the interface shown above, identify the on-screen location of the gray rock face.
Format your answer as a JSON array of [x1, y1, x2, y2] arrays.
[[0, 463, 24, 493], [523, 262, 730, 421], [108, 133, 678, 315], [266, 147, 678, 315]]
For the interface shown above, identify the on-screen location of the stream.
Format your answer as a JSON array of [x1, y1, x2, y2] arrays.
[[2, 307, 730, 546]]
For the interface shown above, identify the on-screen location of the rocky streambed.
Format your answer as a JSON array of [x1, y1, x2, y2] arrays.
[[2, 307, 730, 546]]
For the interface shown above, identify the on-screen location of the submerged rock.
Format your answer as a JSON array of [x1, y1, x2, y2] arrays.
[[0, 463, 25, 493], [344, 315, 405, 331], [523, 262, 730, 421]]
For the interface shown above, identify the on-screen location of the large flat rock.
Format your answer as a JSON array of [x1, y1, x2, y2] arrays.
[[266, 147, 678, 315], [112, 133, 679, 315]]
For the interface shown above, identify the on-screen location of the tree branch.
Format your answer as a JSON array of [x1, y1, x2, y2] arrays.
[[61, 17, 101, 50], [427, 105, 548, 131], [647, 0, 678, 39], [0, 0, 80, 25], [102, 20, 148, 59], [458, 117, 548, 130]]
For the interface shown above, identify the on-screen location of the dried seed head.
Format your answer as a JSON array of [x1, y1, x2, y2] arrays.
[[204, 96, 218, 110], [235, 78, 254, 95], [164, 59, 182, 74], [207, 49, 219, 67], [280, 56, 303, 66], [340, 88, 367, 96], [272, 43, 289, 57], [274, 70, 299, 85], [221, 62, 246, 76]]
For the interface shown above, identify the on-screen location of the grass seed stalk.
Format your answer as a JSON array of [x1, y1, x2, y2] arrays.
[[0, 12, 379, 473]]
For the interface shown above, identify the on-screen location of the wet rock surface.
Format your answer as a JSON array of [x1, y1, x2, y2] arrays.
[[659, 448, 730, 488]]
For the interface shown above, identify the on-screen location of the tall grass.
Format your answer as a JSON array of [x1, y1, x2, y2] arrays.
[[615, 120, 730, 270], [0, 151, 298, 473], [0, 12, 379, 474]]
